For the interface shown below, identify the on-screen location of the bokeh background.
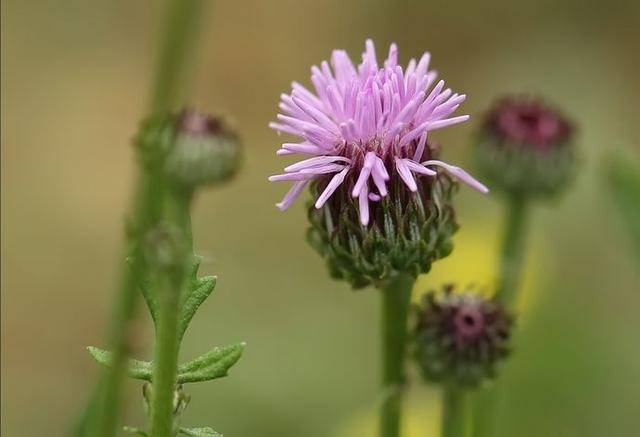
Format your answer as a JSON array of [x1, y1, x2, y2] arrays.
[[2, 1, 640, 436]]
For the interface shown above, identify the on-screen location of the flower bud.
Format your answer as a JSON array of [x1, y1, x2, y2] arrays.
[[412, 285, 513, 387], [166, 108, 241, 188], [475, 95, 576, 199], [307, 156, 459, 289]]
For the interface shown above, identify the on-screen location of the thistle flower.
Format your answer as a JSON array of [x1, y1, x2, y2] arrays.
[[269, 39, 487, 226], [412, 285, 513, 387], [475, 95, 575, 199], [269, 40, 488, 287]]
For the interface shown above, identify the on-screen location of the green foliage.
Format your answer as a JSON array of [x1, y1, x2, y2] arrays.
[[87, 347, 154, 382], [87, 343, 245, 384], [178, 257, 217, 341], [180, 427, 223, 436], [177, 343, 246, 383]]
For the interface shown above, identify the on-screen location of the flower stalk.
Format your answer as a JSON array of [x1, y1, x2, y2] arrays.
[[148, 188, 194, 437], [380, 273, 414, 437], [469, 95, 576, 437], [471, 195, 530, 437], [495, 195, 529, 310], [442, 385, 469, 437]]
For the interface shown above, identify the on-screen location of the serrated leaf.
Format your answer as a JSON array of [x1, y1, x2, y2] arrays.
[[179, 427, 222, 437], [87, 347, 153, 381], [123, 426, 148, 436], [178, 275, 217, 341], [177, 343, 245, 383]]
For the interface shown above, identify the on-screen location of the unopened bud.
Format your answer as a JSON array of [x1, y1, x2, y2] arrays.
[[475, 95, 576, 199], [412, 285, 513, 387], [166, 108, 241, 188]]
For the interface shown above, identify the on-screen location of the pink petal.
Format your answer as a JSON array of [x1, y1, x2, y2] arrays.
[[276, 180, 309, 211], [395, 158, 417, 192], [315, 167, 350, 208], [423, 160, 489, 193]]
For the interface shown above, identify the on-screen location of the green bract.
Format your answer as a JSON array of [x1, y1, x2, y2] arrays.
[[475, 133, 576, 199], [307, 174, 458, 289]]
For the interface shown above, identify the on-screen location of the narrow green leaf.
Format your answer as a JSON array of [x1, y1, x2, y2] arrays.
[[87, 347, 153, 381], [179, 427, 222, 437], [123, 426, 148, 436], [177, 343, 245, 383], [178, 275, 217, 340]]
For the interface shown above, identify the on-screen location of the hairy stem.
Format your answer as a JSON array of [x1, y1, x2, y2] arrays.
[[380, 273, 414, 437], [442, 385, 469, 437], [472, 195, 530, 437]]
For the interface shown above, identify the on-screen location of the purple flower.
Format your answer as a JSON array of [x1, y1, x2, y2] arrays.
[[269, 40, 488, 225]]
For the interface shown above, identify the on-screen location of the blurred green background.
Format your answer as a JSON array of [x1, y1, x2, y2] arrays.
[[2, 1, 639, 436]]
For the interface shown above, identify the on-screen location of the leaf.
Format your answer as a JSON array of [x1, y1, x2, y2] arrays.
[[123, 426, 148, 436], [177, 343, 245, 384], [87, 347, 153, 381], [178, 275, 217, 341], [179, 427, 222, 437]]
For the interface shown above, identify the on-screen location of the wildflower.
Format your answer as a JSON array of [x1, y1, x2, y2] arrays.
[[269, 39, 487, 226], [269, 40, 487, 288], [412, 285, 513, 386], [475, 95, 575, 198]]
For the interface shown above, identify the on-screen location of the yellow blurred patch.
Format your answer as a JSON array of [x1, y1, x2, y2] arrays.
[[413, 219, 543, 317], [335, 388, 442, 437]]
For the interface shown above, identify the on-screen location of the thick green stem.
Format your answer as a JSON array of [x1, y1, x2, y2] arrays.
[[472, 195, 531, 437], [380, 273, 414, 437], [442, 385, 469, 437]]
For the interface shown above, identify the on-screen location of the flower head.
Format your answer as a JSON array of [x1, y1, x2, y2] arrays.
[[269, 40, 487, 226], [475, 95, 576, 199], [412, 285, 513, 386]]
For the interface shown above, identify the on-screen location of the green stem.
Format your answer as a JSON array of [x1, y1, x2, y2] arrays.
[[87, 168, 166, 437], [442, 385, 468, 437], [150, 0, 206, 114], [380, 273, 414, 437], [472, 195, 531, 437], [78, 1, 206, 436], [494, 195, 529, 310], [150, 189, 194, 437]]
